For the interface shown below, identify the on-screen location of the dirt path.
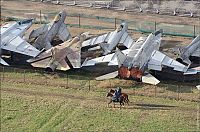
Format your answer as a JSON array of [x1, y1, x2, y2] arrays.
[[1, 87, 105, 102]]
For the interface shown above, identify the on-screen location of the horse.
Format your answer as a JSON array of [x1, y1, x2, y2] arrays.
[[106, 89, 130, 108], [106, 91, 125, 108], [109, 89, 130, 105]]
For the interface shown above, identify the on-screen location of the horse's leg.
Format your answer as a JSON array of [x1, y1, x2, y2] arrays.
[[108, 100, 112, 107], [126, 98, 129, 105], [121, 100, 125, 108], [113, 102, 115, 108], [125, 96, 129, 105], [127, 99, 129, 105], [120, 102, 122, 109], [127, 101, 129, 105], [121, 97, 125, 106]]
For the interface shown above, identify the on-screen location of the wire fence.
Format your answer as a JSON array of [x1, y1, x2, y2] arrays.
[[1, 66, 199, 102], [1, 9, 200, 37]]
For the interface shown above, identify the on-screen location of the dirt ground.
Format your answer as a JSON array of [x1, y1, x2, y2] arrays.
[[1, 1, 200, 25]]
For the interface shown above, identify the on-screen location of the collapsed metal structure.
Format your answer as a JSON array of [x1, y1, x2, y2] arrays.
[[1, 9, 200, 85]]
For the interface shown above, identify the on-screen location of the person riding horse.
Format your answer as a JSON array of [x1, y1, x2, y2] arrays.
[[112, 87, 122, 102], [107, 87, 129, 108]]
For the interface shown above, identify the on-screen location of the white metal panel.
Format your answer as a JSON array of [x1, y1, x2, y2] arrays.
[[148, 63, 162, 71], [123, 35, 134, 48], [1, 23, 14, 34], [82, 39, 91, 47], [127, 49, 139, 58], [148, 50, 188, 72], [150, 51, 165, 63], [2, 36, 40, 57], [82, 33, 108, 47], [58, 23, 71, 41], [11, 26, 24, 35], [0, 58, 9, 66], [105, 32, 113, 42], [132, 43, 142, 49], [121, 49, 130, 55], [96, 71, 118, 80], [142, 73, 160, 85], [88, 46, 101, 51], [102, 53, 114, 62], [184, 69, 197, 75], [108, 58, 118, 66], [1, 35, 14, 46], [191, 48, 200, 57], [94, 34, 107, 44], [130, 37, 146, 49], [119, 32, 128, 44], [82, 58, 100, 66], [81, 54, 113, 67], [162, 56, 173, 67], [171, 60, 187, 72], [90, 37, 98, 45]]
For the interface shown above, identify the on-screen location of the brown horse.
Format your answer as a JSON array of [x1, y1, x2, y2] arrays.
[[106, 89, 130, 108], [106, 92, 125, 108], [109, 89, 130, 105]]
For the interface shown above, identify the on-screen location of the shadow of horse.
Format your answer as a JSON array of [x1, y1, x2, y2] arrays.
[[121, 103, 177, 110]]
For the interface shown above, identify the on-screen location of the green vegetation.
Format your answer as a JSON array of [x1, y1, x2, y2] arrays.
[[1, 71, 199, 131]]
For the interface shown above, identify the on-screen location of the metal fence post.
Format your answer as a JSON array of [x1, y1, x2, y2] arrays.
[[23, 69, 25, 83], [40, 10, 42, 24], [165, 84, 167, 99], [197, 89, 200, 130], [191, 87, 193, 102], [0, 67, 1, 83], [2, 67, 5, 81], [194, 25, 196, 38], [45, 75, 48, 86], [88, 79, 90, 91], [66, 74, 68, 88], [78, 14, 80, 28], [197, 101, 199, 131], [115, 18, 117, 29], [155, 21, 157, 31], [177, 85, 180, 101], [134, 86, 136, 96]]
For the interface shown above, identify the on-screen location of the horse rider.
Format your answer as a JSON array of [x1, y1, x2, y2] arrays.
[[112, 87, 122, 102]]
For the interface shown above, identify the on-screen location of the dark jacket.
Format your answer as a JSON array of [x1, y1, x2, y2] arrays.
[[112, 88, 121, 101]]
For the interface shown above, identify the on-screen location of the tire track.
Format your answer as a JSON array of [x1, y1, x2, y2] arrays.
[[1, 88, 106, 102]]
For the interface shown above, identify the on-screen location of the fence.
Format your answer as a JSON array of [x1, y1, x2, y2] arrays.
[[0, 66, 199, 102], [1, 8, 200, 38]]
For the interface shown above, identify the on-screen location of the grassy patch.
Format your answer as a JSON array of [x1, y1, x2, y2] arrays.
[[1, 72, 197, 132]]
